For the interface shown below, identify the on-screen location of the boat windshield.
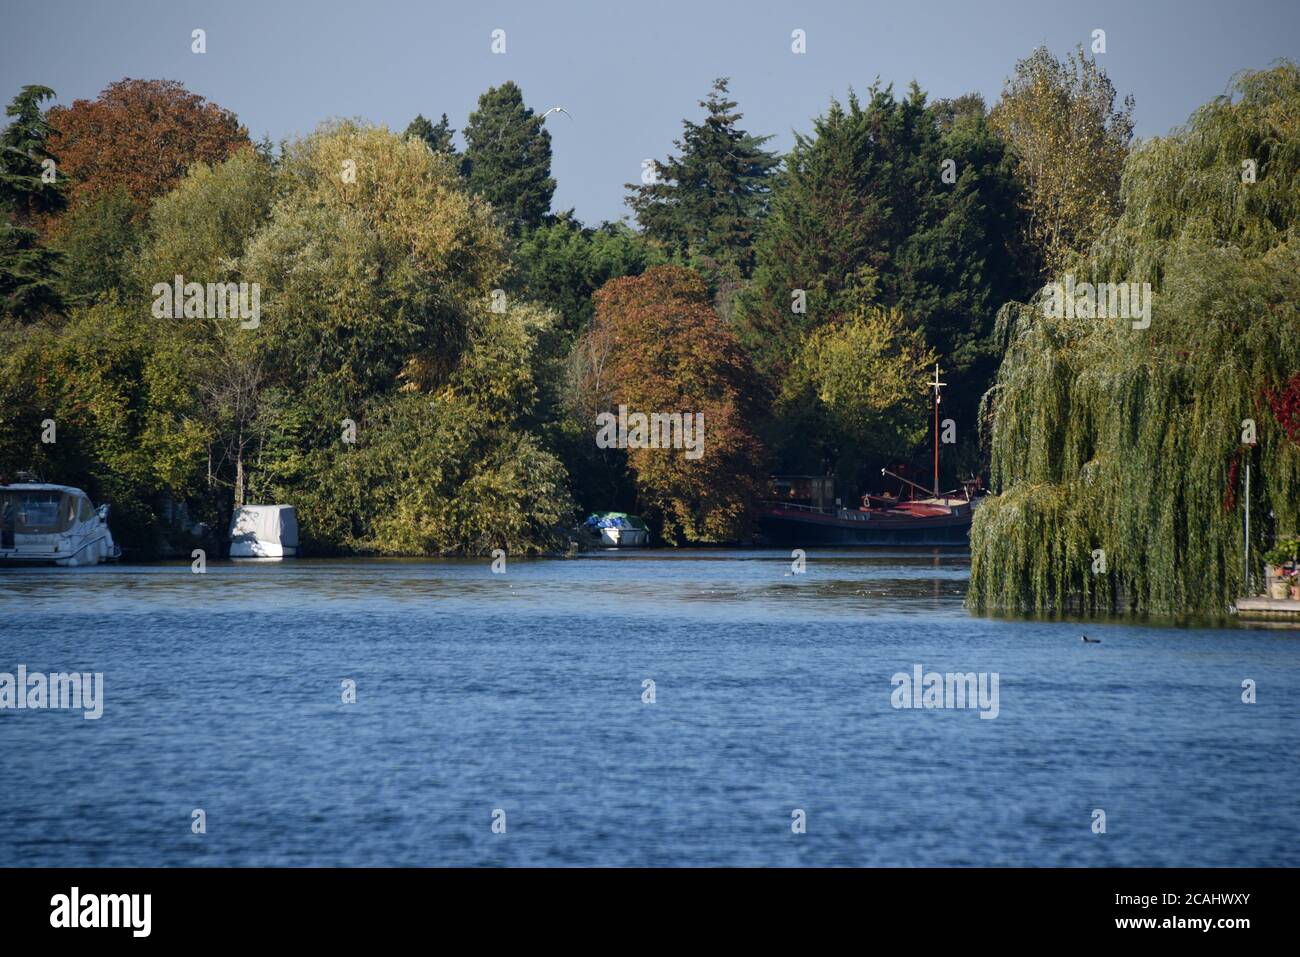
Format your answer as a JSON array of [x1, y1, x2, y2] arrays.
[[0, 491, 76, 534]]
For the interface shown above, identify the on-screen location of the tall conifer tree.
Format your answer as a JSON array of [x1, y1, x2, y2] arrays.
[[0, 85, 65, 319], [461, 82, 554, 234], [626, 77, 778, 281]]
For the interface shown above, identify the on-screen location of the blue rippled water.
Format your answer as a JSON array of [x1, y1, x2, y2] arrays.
[[1, 550, 1296, 866]]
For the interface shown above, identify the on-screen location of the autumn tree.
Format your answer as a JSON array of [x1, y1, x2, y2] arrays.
[[989, 46, 1135, 276], [47, 79, 249, 217], [578, 266, 766, 542]]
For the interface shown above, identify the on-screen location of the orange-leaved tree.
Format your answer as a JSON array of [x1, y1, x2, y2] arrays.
[[47, 79, 249, 220], [580, 265, 767, 542]]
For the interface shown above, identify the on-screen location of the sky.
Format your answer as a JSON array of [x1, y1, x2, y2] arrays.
[[3, 0, 1298, 225]]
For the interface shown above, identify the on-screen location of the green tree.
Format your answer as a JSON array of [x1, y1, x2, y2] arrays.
[[52, 185, 140, 304], [734, 86, 935, 381], [0, 85, 66, 319], [735, 83, 1031, 487], [136, 147, 278, 511], [0, 299, 209, 553], [461, 82, 554, 233], [894, 100, 1033, 450], [405, 112, 457, 156], [626, 78, 779, 285], [239, 122, 567, 554], [968, 63, 1300, 617], [989, 46, 1135, 276], [777, 306, 935, 488]]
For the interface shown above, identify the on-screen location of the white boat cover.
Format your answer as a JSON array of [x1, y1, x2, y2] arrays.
[[229, 505, 299, 558]]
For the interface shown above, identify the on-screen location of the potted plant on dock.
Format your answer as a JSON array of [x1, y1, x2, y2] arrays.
[[1264, 536, 1300, 598]]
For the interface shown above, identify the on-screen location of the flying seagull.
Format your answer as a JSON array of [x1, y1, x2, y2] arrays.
[[540, 107, 573, 121], [1080, 635, 1101, 644]]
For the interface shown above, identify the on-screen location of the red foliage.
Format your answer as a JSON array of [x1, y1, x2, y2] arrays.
[[1224, 451, 1240, 513], [1266, 373, 1300, 445], [581, 266, 767, 541], [47, 79, 250, 220]]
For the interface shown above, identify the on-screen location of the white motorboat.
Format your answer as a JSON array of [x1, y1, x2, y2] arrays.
[[0, 483, 121, 566], [579, 512, 650, 548]]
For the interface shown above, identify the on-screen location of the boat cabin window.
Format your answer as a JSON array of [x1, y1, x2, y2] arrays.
[[78, 495, 96, 522], [0, 491, 77, 533]]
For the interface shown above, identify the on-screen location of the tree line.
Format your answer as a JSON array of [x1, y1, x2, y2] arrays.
[[2, 51, 1291, 582]]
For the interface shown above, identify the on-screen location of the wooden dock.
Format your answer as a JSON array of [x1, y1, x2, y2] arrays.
[[1233, 596, 1300, 622]]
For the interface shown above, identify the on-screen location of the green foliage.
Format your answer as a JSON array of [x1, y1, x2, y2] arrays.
[[989, 46, 1134, 277], [52, 186, 140, 303], [1091, 61, 1300, 285], [738, 84, 1029, 380], [1, 117, 573, 557], [1, 85, 66, 319], [242, 123, 568, 554], [1263, 536, 1300, 570], [0, 224, 62, 319], [736, 82, 1031, 489], [461, 82, 555, 233], [626, 78, 779, 284], [136, 146, 279, 510], [405, 112, 457, 156], [265, 302, 575, 555], [777, 306, 935, 485], [0, 85, 64, 221], [0, 300, 208, 552], [139, 147, 276, 284], [968, 64, 1300, 617]]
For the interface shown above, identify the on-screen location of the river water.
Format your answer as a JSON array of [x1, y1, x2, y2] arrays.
[[1, 550, 1296, 866]]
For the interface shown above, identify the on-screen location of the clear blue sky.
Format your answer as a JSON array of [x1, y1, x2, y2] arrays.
[[3, 0, 1297, 225]]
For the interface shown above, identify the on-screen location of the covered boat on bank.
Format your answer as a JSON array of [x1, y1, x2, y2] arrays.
[[229, 504, 299, 559]]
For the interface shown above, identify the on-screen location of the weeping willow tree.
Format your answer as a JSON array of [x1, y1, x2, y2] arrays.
[[968, 62, 1300, 617]]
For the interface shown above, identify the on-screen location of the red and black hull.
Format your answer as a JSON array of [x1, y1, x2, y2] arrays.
[[757, 502, 975, 547]]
